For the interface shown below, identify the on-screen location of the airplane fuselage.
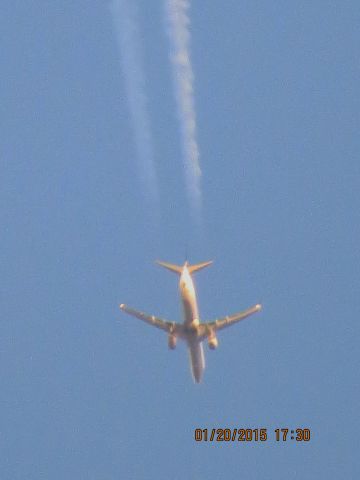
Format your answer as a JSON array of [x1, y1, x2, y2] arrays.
[[180, 264, 199, 326], [119, 259, 261, 384], [179, 264, 205, 383]]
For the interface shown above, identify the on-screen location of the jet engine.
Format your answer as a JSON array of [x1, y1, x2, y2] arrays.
[[208, 333, 218, 350], [168, 334, 177, 350]]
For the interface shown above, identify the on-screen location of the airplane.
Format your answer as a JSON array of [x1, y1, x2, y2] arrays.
[[119, 260, 262, 383]]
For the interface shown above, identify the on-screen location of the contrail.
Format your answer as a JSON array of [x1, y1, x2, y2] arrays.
[[110, 0, 159, 207], [165, 0, 202, 220]]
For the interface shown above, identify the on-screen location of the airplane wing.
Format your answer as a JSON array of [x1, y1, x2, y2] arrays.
[[203, 304, 262, 333], [119, 304, 176, 333]]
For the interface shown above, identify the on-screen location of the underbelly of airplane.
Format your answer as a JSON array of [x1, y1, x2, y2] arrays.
[[182, 296, 199, 325], [187, 341, 205, 383]]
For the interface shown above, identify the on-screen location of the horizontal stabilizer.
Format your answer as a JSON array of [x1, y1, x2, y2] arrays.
[[156, 260, 213, 275], [156, 261, 183, 274], [188, 261, 213, 274]]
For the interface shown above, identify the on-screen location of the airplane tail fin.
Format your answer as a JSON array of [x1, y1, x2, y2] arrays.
[[156, 260, 213, 275]]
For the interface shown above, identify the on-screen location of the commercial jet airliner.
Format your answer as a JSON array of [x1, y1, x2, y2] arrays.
[[119, 261, 262, 383]]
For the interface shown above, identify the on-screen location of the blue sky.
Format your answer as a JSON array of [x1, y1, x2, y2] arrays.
[[2, 1, 359, 479]]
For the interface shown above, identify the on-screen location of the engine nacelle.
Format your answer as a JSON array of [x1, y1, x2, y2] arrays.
[[208, 334, 218, 350], [168, 334, 177, 350]]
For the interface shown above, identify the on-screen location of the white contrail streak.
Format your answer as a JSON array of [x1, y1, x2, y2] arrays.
[[165, 0, 202, 219], [110, 0, 159, 206]]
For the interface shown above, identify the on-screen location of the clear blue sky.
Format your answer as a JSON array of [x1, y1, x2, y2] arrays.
[[2, 1, 359, 479]]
